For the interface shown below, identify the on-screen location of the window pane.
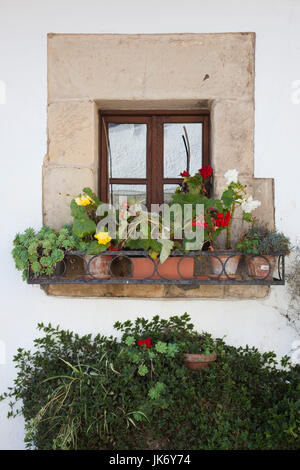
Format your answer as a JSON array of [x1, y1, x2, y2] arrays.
[[164, 123, 202, 178], [110, 184, 147, 207], [164, 184, 179, 203], [108, 123, 147, 178]]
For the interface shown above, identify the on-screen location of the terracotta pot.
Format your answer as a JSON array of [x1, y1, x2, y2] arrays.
[[184, 353, 217, 370], [130, 256, 195, 280], [29, 260, 66, 280], [84, 255, 111, 279], [210, 253, 241, 279], [245, 255, 276, 280]]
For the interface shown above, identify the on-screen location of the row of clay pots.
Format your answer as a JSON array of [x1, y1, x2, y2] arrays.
[[85, 254, 194, 280], [85, 253, 277, 281]]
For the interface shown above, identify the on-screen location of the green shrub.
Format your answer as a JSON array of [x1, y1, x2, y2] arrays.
[[1, 314, 299, 450]]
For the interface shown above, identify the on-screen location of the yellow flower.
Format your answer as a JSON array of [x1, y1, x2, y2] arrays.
[[94, 232, 111, 245], [75, 194, 93, 206]]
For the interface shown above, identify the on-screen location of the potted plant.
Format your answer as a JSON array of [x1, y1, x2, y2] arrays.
[[71, 188, 193, 280], [183, 334, 217, 370], [118, 207, 198, 281], [172, 167, 244, 278], [115, 313, 218, 371], [70, 188, 114, 279], [172, 168, 228, 241], [12, 225, 78, 280], [208, 168, 262, 278], [236, 225, 291, 280]]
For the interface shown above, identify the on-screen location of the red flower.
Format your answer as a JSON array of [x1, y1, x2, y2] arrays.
[[192, 219, 208, 228], [108, 245, 118, 251], [137, 337, 153, 348], [214, 211, 232, 228], [199, 165, 213, 179], [180, 170, 190, 177], [105, 244, 118, 259]]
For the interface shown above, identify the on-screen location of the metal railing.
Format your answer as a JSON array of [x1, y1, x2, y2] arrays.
[[27, 251, 285, 286]]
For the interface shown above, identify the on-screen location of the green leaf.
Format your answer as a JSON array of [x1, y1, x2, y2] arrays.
[[158, 239, 174, 264], [125, 239, 148, 250], [51, 249, 64, 263], [40, 256, 53, 267], [70, 199, 86, 218], [86, 240, 109, 255], [72, 217, 96, 238], [138, 365, 148, 376], [242, 212, 253, 223], [221, 188, 235, 209], [125, 336, 135, 346], [148, 350, 156, 360], [155, 341, 168, 354], [148, 381, 166, 399], [167, 343, 178, 357], [31, 261, 41, 273]]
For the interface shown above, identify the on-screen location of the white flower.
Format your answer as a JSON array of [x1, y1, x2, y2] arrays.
[[241, 195, 261, 213], [224, 169, 238, 185]]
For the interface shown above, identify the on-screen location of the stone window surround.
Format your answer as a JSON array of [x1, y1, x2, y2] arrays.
[[43, 33, 274, 299]]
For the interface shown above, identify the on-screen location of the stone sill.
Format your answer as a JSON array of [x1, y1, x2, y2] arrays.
[[43, 284, 270, 299]]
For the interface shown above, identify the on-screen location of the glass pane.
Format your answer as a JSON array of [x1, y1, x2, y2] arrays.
[[110, 184, 147, 208], [164, 123, 202, 178], [108, 123, 147, 178], [164, 184, 179, 203]]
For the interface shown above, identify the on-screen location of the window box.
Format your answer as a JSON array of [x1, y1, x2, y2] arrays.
[[27, 250, 285, 286]]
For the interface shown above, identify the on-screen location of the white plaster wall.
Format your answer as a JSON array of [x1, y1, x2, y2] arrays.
[[0, 0, 300, 450]]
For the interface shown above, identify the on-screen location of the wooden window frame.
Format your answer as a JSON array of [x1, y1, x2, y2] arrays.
[[99, 110, 210, 207]]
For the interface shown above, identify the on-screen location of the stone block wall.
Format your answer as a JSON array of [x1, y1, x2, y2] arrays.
[[43, 33, 274, 298]]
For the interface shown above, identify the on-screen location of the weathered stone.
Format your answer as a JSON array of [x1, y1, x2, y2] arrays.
[[42, 283, 269, 299], [247, 178, 275, 230], [212, 99, 254, 177], [214, 176, 275, 247], [48, 33, 255, 102], [44, 284, 166, 298], [224, 285, 270, 298], [164, 284, 225, 298], [43, 165, 96, 229], [47, 101, 98, 166]]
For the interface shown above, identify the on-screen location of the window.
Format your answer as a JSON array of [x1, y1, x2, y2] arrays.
[[99, 111, 210, 207]]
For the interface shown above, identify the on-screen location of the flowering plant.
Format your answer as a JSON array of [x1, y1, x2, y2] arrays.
[[72, 189, 176, 262], [71, 188, 114, 254], [172, 166, 231, 247], [221, 169, 261, 249], [122, 333, 179, 381], [178, 165, 213, 196], [137, 337, 153, 348]]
